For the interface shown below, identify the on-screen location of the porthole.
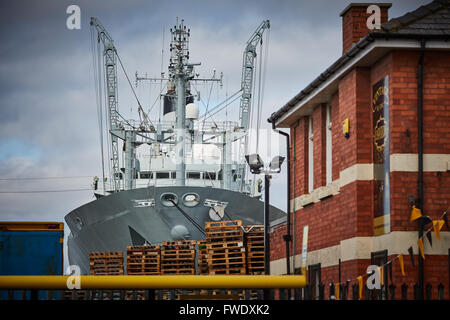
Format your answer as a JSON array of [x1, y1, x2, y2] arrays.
[[182, 193, 200, 207], [160, 192, 178, 207]]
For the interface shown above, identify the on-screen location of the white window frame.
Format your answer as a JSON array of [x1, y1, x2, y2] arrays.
[[326, 104, 333, 186]]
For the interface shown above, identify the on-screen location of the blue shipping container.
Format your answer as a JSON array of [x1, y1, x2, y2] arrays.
[[0, 222, 64, 300]]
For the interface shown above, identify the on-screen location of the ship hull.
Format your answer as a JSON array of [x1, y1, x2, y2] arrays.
[[65, 186, 285, 274]]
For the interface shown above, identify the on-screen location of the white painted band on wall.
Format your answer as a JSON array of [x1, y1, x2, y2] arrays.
[[390, 153, 450, 172], [290, 154, 450, 211], [270, 231, 450, 275]]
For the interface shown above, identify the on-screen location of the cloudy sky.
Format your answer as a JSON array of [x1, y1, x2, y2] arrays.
[[0, 0, 425, 269]]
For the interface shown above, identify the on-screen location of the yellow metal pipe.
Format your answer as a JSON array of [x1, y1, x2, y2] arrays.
[[0, 275, 306, 290]]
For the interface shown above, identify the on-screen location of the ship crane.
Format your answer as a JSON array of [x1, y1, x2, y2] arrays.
[[237, 20, 270, 193], [90, 17, 123, 193], [90, 17, 142, 193], [239, 19, 270, 131]]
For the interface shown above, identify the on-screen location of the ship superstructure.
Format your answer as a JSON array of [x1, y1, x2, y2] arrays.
[[65, 18, 284, 274]]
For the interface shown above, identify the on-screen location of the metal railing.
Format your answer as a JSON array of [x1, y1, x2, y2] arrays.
[[0, 275, 306, 301], [276, 282, 447, 300]]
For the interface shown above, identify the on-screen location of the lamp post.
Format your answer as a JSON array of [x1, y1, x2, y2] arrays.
[[245, 154, 285, 300]]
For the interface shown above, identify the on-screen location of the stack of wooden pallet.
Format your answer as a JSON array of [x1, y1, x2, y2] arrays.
[[89, 251, 124, 300], [126, 245, 160, 300], [205, 220, 246, 275], [197, 240, 209, 275], [243, 225, 265, 275], [89, 251, 124, 275], [126, 245, 160, 275], [160, 240, 196, 275]]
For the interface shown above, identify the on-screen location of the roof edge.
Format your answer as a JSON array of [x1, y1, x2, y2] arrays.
[[268, 32, 450, 127]]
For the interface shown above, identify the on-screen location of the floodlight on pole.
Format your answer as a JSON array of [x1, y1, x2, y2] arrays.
[[269, 156, 285, 173], [244, 153, 285, 300], [245, 154, 264, 174]]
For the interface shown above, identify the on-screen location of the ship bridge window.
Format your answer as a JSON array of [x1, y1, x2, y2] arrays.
[[156, 172, 170, 179], [187, 172, 201, 179], [217, 171, 223, 181], [171, 172, 176, 179], [204, 172, 216, 180], [140, 172, 153, 179]]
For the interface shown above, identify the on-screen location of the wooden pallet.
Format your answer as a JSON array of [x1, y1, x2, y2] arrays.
[[243, 226, 264, 245], [161, 269, 195, 275], [206, 239, 246, 275], [247, 241, 264, 248], [161, 240, 196, 250], [209, 267, 246, 275], [205, 220, 242, 230], [207, 234, 243, 243], [160, 241, 196, 275], [205, 221, 244, 244], [206, 241, 244, 250], [126, 245, 160, 275], [208, 254, 246, 266], [242, 224, 266, 276], [243, 225, 264, 234], [127, 244, 160, 252], [161, 250, 196, 258], [89, 251, 124, 276], [197, 240, 209, 275]]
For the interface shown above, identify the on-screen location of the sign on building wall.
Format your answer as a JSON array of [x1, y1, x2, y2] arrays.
[[372, 76, 390, 236], [301, 225, 309, 267]]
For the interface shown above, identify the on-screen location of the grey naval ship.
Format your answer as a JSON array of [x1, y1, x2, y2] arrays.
[[65, 18, 285, 274]]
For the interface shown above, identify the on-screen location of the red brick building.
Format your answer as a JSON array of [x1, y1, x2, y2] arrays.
[[268, 1, 450, 299]]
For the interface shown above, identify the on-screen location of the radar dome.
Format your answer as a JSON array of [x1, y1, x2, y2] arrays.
[[186, 103, 199, 120]]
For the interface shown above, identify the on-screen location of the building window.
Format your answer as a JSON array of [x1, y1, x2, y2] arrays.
[[326, 104, 332, 185], [308, 116, 314, 193]]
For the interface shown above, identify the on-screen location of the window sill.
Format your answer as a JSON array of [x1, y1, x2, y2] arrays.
[[292, 181, 340, 210]]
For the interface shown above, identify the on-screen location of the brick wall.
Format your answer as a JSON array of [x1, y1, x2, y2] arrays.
[[271, 48, 450, 299], [390, 50, 450, 155], [270, 224, 286, 261], [290, 117, 309, 198], [341, 5, 389, 54]]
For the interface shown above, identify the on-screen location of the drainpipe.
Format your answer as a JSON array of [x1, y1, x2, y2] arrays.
[[417, 38, 426, 300], [270, 122, 292, 281], [292, 121, 299, 275]]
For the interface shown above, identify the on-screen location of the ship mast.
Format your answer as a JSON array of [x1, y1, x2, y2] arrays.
[[168, 19, 222, 187], [171, 19, 190, 187]]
